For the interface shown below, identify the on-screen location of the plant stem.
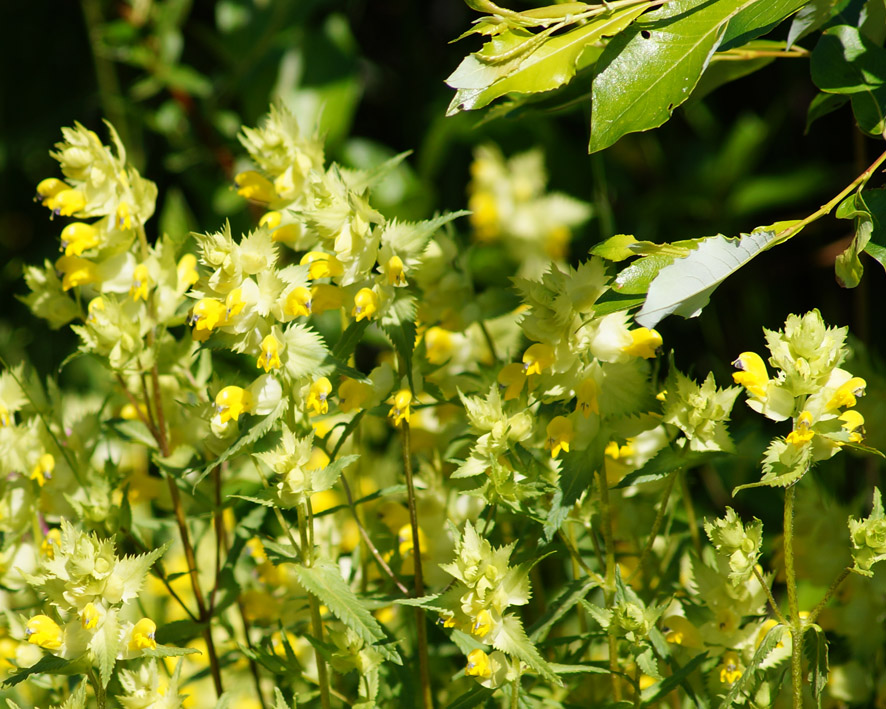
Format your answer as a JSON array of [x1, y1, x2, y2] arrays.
[[752, 566, 788, 627], [88, 669, 106, 709], [807, 567, 851, 627], [775, 147, 886, 245], [401, 419, 433, 709], [596, 468, 621, 702], [678, 470, 702, 556], [783, 485, 803, 709], [297, 501, 332, 709], [628, 470, 677, 584]]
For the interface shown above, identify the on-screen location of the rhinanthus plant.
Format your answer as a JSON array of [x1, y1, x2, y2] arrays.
[[4, 0, 886, 707]]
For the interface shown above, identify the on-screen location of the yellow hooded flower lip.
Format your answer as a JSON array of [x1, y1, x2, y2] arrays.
[[622, 327, 662, 359], [545, 415, 574, 458], [827, 376, 866, 411], [60, 222, 100, 256], [130, 263, 151, 301], [257, 334, 283, 372], [786, 410, 815, 446], [284, 286, 313, 318], [81, 602, 101, 630], [45, 188, 87, 217], [129, 618, 158, 651], [56, 255, 100, 290], [189, 298, 227, 332], [465, 648, 492, 678], [732, 351, 769, 398], [301, 251, 344, 280], [215, 386, 253, 424], [470, 608, 495, 638], [384, 255, 407, 286], [116, 202, 133, 230], [36, 178, 66, 202], [30, 453, 55, 487], [575, 377, 599, 417], [311, 284, 343, 316], [522, 343, 554, 376], [353, 288, 379, 322], [26, 615, 63, 650], [497, 362, 525, 401], [338, 377, 372, 413], [424, 327, 454, 365], [839, 409, 865, 443], [388, 389, 413, 426], [41, 528, 62, 559], [177, 253, 199, 291], [307, 377, 333, 416], [234, 170, 277, 203]]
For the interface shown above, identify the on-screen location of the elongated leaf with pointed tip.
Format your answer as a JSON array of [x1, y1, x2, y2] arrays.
[[447, 4, 651, 114], [291, 560, 401, 663], [2, 654, 73, 687], [590, 0, 772, 153], [635, 229, 780, 329], [493, 613, 560, 683]]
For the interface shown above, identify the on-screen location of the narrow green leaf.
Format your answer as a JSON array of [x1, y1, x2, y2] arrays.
[[333, 319, 371, 362], [616, 448, 722, 489], [804, 626, 829, 707], [835, 192, 873, 288], [2, 654, 73, 687], [529, 577, 600, 641], [861, 188, 886, 272], [445, 685, 495, 709], [640, 651, 709, 705], [787, 0, 840, 48], [590, 0, 766, 153], [718, 0, 808, 51], [143, 646, 203, 658], [291, 560, 400, 663], [379, 295, 417, 391], [448, 4, 650, 114], [635, 229, 780, 329]]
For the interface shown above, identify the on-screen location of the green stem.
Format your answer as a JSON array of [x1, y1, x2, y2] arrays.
[[678, 470, 702, 557], [806, 567, 851, 627], [88, 669, 106, 709], [596, 468, 621, 702], [775, 147, 886, 245], [402, 419, 433, 708], [784, 485, 803, 709], [753, 566, 788, 628], [628, 470, 677, 584], [297, 500, 332, 709]]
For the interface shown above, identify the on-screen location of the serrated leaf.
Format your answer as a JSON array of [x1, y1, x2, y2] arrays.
[[445, 685, 495, 709], [640, 651, 708, 705], [616, 447, 722, 488], [448, 4, 650, 114], [312, 454, 359, 494], [113, 541, 170, 604], [90, 608, 119, 687], [590, 0, 770, 153], [379, 295, 417, 391], [193, 399, 287, 488], [273, 687, 295, 709], [231, 491, 282, 508], [529, 577, 600, 642], [493, 613, 559, 684], [734, 438, 812, 494], [558, 448, 598, 507], [291, 560, 400, 663], [333, 319, 371, 362], [635, 229, 780, 329], [719, 623, 785, 707], [636, 646, 662, 680], [2, 654, 73, 687], [804, 626, 828, 707]]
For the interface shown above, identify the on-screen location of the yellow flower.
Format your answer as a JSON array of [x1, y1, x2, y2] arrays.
[[259, 211, 282, 229], [36, 177, 66, 203], [718, 651, 742, 685], [284, 287, 313, 318], [545, 416, 573, 458], [257, 335, 282, 372], [522, 343, 555, 376], [827, 376, 866, 411], [0, 404, 10, 427], [190, 298, 227, 332], [56, 255, 99, 290], [130, 263, 151, 301], [786, 410, 815, 446], [116, 202, 133, 229], [384, 255, 406, 286], [425, 327, 454, 365], [87, 296, 105, 322], [129, 618, 158, 651], [353, 288, 379, 322], [81, 603, 100, 630], [338, 377, 372, 413], [270, 630, 298, 659], [177, 253, 199, 291], [60, 222, 100, 256], [307, 377, 333, 416], [301, 251, 344, 280], [497, 362, 526, 401], [245, 537, 269, 564], [622, 327, 662, 359], [468, 191, 499, 242], [388, 389, 412, 426], [234, 171, 276, 203], [225, 288, 246, 320], [575, 377, 599, 417], [839, 409, 865, 443], [26, 615, 63, 650], [471, 609, 494, 638], [215, 386, 253, 424], [732, 352, 769, 398], [465, 648, 492, 678], [30, 453, 55, 487], [41, 528, 62, 559], [311, 284, 344, 315], [45, 188, 87, 217]]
